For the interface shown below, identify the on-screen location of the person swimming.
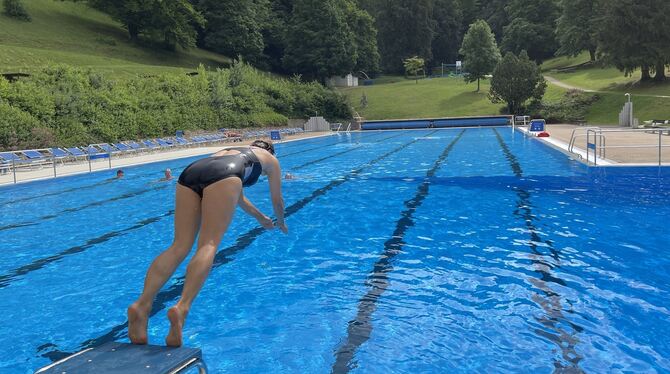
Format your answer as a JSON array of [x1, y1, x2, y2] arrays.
[[127, 139, 287, 347]]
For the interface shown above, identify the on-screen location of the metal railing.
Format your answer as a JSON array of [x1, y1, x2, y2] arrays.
[[580, 127, 669, 166]]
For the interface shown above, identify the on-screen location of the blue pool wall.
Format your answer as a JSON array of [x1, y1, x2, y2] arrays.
[[361, 116, 512, 130]]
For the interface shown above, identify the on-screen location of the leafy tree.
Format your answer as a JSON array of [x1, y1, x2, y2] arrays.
[[457, 0, 480, 33], [86, 0, 204, 49], [480, 0, 508, 41], [262, 0, 293, 72], [195, 0, 267, 64], [403, 56, 425, 83], [282, 0, 356, 81], [459, 20, 500, 91], [597, 0, 670, 82], [556, 0, 600, 61], [431, 0, 463, 65], [344, 0, 380, 75], [502, 0, 560, 63], [376, 0, 434, 73], [2, 0, 30, 21], [489, 51, 547, 114]]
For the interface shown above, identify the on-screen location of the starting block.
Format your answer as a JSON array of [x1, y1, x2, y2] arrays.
[[35, 342, 208, 374]]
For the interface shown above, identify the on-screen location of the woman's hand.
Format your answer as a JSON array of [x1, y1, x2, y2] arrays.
[[258, 215, 275, 230], [277, 220, 288, 234]]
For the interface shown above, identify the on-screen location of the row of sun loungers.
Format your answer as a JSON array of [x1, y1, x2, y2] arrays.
[[0, 128, 304, 172]]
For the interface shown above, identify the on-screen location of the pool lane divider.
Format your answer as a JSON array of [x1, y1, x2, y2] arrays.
[[38, 130, 440, 360], [0, 184, 170, 232], [492, 128, 584, 371], [0, 132, 386, 233], [291, 131, 409, 171], [330, 130, 465, 374], [0, 210, 175, 289], [1, 132, 407, 289]]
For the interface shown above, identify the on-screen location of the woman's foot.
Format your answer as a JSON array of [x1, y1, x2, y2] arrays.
[[127, 303, 150, 344], [166, 306, 187, 347]]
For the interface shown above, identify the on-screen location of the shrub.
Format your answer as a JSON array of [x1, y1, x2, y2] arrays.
[[0, 63, 352, 150], [2, 0, 30, 21], [537, 90, 600, 123]]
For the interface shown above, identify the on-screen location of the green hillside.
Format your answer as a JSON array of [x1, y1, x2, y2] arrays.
[[540, 53, 670, 124], [342, 76, 566, 120], [0, 0, 230, 76]]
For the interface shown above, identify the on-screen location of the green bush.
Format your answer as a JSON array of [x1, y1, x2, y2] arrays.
[[0, 63, 352, 150], [537, 90, 600, 123], [2, 0, 30, 21]]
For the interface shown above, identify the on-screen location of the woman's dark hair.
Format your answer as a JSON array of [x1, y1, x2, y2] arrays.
[[251, 139, 275, 155]]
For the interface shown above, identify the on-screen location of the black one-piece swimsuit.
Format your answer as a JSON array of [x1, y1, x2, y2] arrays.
[[177, 147, 262, 197]]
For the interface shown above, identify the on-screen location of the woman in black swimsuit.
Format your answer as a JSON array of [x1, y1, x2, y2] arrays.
[[127, 140, 287, 347]]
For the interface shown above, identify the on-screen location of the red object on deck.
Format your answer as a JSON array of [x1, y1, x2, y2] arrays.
[[537, 131, 550, 137]]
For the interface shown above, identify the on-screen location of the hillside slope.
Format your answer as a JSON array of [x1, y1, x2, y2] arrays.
[[0, 0, 230, 76]]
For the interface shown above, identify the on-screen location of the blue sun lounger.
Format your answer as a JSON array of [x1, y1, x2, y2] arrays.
[[35, 342, 208, 374], [50, 148, 70, 158]]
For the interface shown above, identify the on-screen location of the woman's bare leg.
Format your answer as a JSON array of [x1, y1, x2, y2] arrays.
[[166, 178, 242, 347], [128, 184, 201, 344]]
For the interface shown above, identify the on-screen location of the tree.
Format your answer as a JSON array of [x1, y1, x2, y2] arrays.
[[376, 0, 434, 73], [480, 0, 508, 41], [489, 51, 546, 114], [195, 0, 268, 64], [431, 0, 463, 65], [150, 0, 205, 50], [459, 20, 500, 91], [597, 0, 670, 82], [282, 0, 356, 81], [86, 0, 204, 49], [344, 0, 380, 75], [2, 0, 30, 21], [261, 0, 293, 72], [403, 56, 425, 83], [502, 0, 560, 63], [556, 0, 600, 61]]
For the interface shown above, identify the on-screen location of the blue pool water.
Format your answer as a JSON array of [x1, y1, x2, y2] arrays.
[[1, 128, 670, 373]]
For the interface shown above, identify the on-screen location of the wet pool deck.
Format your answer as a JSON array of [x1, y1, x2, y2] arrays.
[[0, 132, 332, 186]]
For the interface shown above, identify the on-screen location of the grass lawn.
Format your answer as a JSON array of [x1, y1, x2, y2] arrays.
[[342, 75, 567, 120], [343, 76, 501, 120], [0, 0, 230, 76]]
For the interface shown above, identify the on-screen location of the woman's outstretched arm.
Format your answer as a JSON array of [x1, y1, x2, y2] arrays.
[[238, 191, 274, 229]]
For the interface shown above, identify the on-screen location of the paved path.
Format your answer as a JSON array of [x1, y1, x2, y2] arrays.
[[544, 75, 670, 98]]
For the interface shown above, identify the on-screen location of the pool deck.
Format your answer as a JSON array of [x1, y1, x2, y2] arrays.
[[1, 132, 332, 186], [532, 124, 670, 166]]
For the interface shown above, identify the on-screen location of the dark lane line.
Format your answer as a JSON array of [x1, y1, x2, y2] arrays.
[[0, 131, 403, 289], [330, 130, 464, 374], [0, 211, 174, 288], [291, 132, 407, 171], [492, 128, 584, 373], [0, 179, 115, 208], [280, 132, 380, 158], [39, 130, 438, 361], [0, 184, 169, 232]]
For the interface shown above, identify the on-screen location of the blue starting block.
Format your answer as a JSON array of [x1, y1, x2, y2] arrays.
[[270, 130, 281, 141], [529, 119, 546, 132], [35, 342, 208, 374]]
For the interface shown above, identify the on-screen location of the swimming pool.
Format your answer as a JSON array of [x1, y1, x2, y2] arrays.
[[1, 128, 669, 373]]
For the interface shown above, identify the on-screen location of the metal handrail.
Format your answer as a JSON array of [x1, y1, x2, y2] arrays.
[[568, 126, 601, 153], [585, 127, 667, 166]]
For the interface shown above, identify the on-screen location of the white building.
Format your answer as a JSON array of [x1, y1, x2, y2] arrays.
[[328, 73, 359, 87]]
